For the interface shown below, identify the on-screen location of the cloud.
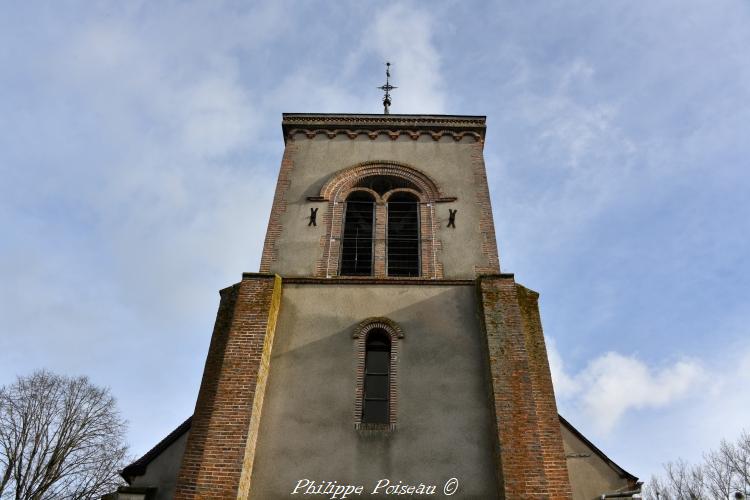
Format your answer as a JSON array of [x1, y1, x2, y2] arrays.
[[365, 3, 445, 113], [556, 337, 750, 479], [178, 76, 258, 157], [267, 67, 367, 113], [0, 0, 451, 456], [548, 337, 706, 433], [546, 336, 581, 397], [0, 2, 286, 453], [265, 3, 447, 116], [487, 57, 641, 270], [579, 353, 705, 432]]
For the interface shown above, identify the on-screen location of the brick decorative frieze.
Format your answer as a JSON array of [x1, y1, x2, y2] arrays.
[[286, 128, 482, 143], [173, 274, 283, 500], [477, 275, 572, 500], [281, 113, 486, 144]]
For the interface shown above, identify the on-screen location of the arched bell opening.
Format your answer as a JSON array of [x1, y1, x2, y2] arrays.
[[340, 191, 375, 276], [387, 192, 420, 277]]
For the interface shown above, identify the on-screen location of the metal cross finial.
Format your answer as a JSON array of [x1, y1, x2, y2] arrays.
[[378, 62, 397, 114]]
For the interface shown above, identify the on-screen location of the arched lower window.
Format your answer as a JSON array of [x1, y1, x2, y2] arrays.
[[340, 191, 374, 276], [362, 329, 391, 424], [387, 192, 420, 276]]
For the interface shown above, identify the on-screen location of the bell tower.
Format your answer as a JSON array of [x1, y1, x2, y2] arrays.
[[173, 113, 573, 499]]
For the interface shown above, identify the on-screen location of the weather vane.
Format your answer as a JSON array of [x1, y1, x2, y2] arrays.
[[378, 62, 397, 114]]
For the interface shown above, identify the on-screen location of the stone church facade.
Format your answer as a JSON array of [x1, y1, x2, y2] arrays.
[[109, 114, 640, 499]]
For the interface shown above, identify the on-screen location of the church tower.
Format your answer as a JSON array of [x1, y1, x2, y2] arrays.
[[170, 112, 574, 499]]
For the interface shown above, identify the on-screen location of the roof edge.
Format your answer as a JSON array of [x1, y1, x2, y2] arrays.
[[121, 413, 639, 486], [559, 414, 639, 483], [121, 417, 193, 483], [282, 112, 486, 120]]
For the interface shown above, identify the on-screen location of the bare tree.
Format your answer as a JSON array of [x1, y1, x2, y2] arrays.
[[704, 448, 734, 499], [644, 431, 750, 500], [721, 432, 750, 497], [0, 371, 128, 500]]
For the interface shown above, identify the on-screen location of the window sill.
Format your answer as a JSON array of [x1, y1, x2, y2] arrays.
[[355, 423, 395, 436]]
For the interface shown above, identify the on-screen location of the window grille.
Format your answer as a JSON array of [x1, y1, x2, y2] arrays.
[[387, 192, 420, 277], [340, 192, 374, 276]]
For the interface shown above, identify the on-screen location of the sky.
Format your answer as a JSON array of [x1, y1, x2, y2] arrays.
[[1, 0, 749, 483]]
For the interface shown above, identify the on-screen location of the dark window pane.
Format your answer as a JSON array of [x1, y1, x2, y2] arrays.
[[364, 374, 388, 399], [365, 351, 389, 374], [362, 327, 391, 425], [363, 399, 388, 424], [388, 194, 419, 276], [366, 330, 390, 349], [341, 196, 374, 276]]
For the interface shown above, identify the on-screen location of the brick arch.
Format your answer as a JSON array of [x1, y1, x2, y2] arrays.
[[339, 187, 383, 204], [352, 317, 405, 339], [382, 188, 424, 203], [319, 160, 442, 203], [352, 318, 403, 430]]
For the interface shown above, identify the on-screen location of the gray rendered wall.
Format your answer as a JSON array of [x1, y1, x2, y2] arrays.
[[270, 134, 494, 279], [131, 431, 189, 500], [561, 424, 631, 499], [251, 283, 498, 499]]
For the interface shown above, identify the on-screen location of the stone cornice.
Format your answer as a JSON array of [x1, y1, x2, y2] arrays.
[[282, 113, 486, 143]]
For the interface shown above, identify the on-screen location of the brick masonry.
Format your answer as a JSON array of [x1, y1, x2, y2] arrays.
[[173, 274, 282, 500], [471, 142, 501, 275], [259, 143, 297, 273], [478, 274, 572, 500], [516, 285, 573, 498]]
